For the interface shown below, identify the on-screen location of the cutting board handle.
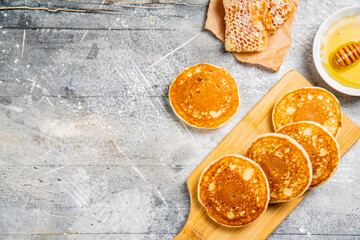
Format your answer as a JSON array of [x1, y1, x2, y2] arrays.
[[174, 217, 204, 240], [174, 179, 206, 240], [173, 223, 193, 240]]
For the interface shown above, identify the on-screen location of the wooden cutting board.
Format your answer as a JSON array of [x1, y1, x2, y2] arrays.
[[174, 71, 360, 240]]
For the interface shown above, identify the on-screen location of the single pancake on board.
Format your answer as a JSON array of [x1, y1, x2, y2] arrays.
[[272, 87, 342, 137], [276, 121, 340, 188], [198, 155, 270, 227], [169, 64, 239, 129], [246, 133, 312, 203]]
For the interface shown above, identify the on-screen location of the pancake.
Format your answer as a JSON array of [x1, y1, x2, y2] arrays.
[[198, 154, 270, 227], [276, 121, 340, 188], [169, 64, 239, 128], [272, 87, 342, 137], [246, 133, 312, 203]]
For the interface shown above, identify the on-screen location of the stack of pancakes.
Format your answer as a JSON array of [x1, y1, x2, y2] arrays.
[[198, 87, 342, 227]]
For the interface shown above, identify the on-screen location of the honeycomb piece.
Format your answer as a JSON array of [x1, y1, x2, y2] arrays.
[[264, 0, 298, 34], [223, 0, 271, 52], [223, 0, 297, 53]]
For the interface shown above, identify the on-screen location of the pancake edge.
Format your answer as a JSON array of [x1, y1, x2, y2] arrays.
[[247, 133, 313, 203], [169, 63, 240, 129], [271, 87, 343, 138], [276, 120, 341, 189], [197, 154, 270, 227]]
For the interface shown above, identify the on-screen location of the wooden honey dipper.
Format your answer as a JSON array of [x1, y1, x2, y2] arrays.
[[333, 41, 360, 67]]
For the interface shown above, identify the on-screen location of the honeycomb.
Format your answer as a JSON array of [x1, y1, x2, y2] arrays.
[[265, 0, 298, 33], [223, 0, 298, 52]]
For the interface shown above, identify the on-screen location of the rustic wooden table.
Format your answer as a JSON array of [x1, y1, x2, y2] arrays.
[[0, 1, 359, 239]]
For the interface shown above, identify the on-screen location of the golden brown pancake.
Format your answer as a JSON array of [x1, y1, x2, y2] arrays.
[[246, 133, 312, 203], [198, 154, 269, 227], [276, 121, 340, 188], [272, 87, 342, 137], [169, 64, 239, 128]]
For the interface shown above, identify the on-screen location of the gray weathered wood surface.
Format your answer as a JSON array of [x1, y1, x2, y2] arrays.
[[0, 0, 360, 239]]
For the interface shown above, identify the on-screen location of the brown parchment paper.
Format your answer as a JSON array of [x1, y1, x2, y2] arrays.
[[205, 0, 297, 71]]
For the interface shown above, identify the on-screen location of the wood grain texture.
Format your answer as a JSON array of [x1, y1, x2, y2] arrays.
[[175, 71, 360, 240]]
